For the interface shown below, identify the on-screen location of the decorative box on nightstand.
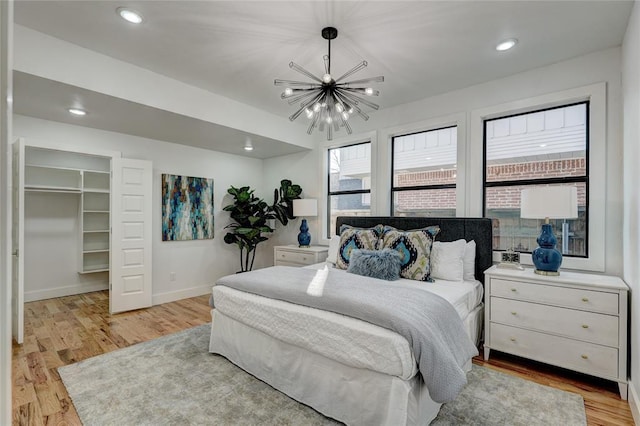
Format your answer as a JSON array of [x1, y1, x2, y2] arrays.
[[274, 245, 328, 267], [484, 265, 629, 399]]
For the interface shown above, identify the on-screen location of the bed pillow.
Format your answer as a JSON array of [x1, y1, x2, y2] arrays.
[[326, 235, 341, 265], [380, 225, 440, 282], [335, 225, 384, 270], [431, 239, 466, 281], [347, 249, 402, 281], [463, 240, 476, 281]]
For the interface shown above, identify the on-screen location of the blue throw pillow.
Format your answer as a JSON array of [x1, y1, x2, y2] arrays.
[[347, 248, 402, 281]]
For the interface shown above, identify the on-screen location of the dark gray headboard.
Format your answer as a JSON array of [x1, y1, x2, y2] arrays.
[[335, 216, 493, 285]]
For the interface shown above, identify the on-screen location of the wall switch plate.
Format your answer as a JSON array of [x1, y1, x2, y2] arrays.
[[170, 272, 176, 281]]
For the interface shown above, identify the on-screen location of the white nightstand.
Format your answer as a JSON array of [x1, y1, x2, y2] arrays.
[[274, 245, 328, 267], [484, 265, 629, 399]]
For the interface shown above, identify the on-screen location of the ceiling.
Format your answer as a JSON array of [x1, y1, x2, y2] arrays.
[[12, 0, 634, 156]]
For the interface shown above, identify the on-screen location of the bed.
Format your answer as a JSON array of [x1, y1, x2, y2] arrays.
[[209, 216, 493, 425]]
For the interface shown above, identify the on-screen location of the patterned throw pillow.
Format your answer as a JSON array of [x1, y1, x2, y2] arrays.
[[380, 225, 440, 282], [335, 225, 384, 270]]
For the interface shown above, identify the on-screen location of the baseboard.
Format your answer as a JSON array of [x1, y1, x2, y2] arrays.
[[24, 282, 109, 302], [152, 284, 212, 306], [630, 380, 640, 426]]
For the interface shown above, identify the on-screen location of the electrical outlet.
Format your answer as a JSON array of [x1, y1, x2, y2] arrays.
[[170, 272, 176, 281]]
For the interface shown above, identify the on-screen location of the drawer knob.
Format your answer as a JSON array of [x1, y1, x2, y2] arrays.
[[510, 337, 516, 342], [582, 297, 589, 302], [303, 257, 307, 261], [511, 288, 517, 292], [511, 312, 517, 316], [582, 324, 589, 329], [581, 354, 589, 360]]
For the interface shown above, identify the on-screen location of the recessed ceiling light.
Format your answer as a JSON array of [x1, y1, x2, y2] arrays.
[[244, 139, 254, 151], [496, 38, 518, 52], [68, 108, 87, 116], [117, 7, 143, 24], [540, 144, 547, 147]]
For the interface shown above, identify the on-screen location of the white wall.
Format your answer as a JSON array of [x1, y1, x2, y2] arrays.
[[622, 1, 640, 421], [13, 114, 276, 304], [266, 47, 625, 276]]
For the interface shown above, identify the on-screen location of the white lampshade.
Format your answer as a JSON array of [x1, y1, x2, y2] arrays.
[[520, 186, 578, 219], [293, 199, 317, 217]]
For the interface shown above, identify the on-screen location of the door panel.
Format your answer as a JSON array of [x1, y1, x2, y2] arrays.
[[110, 158, 152, 314]]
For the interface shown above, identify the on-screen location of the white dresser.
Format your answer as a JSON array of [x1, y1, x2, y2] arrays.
[[273, 245, 328, 267], [484, 265, 629, 399]]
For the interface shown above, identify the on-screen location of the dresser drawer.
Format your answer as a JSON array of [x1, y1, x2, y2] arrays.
[[490, 323, 618, 379], [275, 250, 315, 265], [491, 297, 618, 347], [491, 278, 618, 314]]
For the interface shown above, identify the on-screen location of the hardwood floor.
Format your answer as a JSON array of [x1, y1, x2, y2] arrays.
[[12, 291, 634, 425]]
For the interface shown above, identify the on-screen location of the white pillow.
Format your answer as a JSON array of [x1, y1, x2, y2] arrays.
[[326, 235, 341, 265], [431, 239, 466, 281], [463, 240, 476, 281]]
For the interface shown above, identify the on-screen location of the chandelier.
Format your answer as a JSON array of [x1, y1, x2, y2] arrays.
[[275, 27, 384, 141]]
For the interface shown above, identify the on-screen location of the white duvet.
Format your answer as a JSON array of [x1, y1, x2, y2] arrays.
[[211, 265, 482, 380]]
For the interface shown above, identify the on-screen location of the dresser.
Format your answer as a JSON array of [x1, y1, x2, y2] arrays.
[[273, 245, 328, 267], [484, 265, 629, 399]]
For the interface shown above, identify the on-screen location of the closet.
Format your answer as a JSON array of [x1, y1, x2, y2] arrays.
[[12, 138, 153, 344]]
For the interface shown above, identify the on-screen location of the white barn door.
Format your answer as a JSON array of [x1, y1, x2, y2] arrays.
[[11, 138, 24, 343], [110, 158, 152, 314]]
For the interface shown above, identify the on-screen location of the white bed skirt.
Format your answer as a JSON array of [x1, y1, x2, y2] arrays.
[[210, 309, 450, 426]]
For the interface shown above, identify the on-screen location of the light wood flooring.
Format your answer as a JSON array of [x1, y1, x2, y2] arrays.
[[12, 291, 634, 425]]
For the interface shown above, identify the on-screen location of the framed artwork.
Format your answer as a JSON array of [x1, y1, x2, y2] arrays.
[[162, 174, 214, 241]]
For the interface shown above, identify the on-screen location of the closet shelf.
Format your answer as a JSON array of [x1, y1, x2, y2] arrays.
[[83, 229, 110, 234], [83, 210, 110, 213], [83, 249, 109, 254], [83, 188, 110, 194], [79, 265, 109, 274], [25, 185, 81, 193], [26, 163, 108, 174]]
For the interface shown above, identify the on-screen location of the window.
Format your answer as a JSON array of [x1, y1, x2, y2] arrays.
[[391, 126, 457, 217], [327, 142, 371, 237], [483, 102, 588, 257]]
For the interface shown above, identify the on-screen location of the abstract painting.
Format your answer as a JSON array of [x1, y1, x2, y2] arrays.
[[162, 174, 214, 241]]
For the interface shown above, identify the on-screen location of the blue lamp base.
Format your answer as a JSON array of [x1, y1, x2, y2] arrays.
[[532, 223, 562, 276], [297, 218, 311, 247]]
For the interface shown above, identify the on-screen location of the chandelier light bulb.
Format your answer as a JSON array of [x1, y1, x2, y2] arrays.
[[322, 73, 332, 83], [326, 116, 333, 124], [336, 104, 344, 113], [342, 111, 349, 120], [365, 88, 373, 95], [305, 108, 313, 119], [313, 103, 321, 112], [284, 88, 293, 96]]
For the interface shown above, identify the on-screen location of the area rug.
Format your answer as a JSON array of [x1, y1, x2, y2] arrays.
[[59, 324, 587, 426]]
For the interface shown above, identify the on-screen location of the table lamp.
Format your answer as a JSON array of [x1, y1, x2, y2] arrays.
[[520, 186, 578, 275], [293, 199, 317, 247]]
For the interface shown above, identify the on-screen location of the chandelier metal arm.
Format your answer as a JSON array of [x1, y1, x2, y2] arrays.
[[337, 75, 384, 86], [283, 89, 321, 104], [337, 89, 380, 110], [342, 87, 380, 97], [274, 79, 321, 88], [334, 61, 367, 83], [289, 62, 324, 83], [334, 91, 370, 121], [288, 91, 325, 121]]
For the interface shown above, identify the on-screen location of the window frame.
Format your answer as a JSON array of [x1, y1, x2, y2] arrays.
[[469, 82, 606, 272], [482, 101, 590, 258], [390, 125, 458, 216], [325, 140, 373, 239]]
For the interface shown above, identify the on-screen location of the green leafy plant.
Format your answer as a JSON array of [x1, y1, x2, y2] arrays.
[[223, 180, 302, 272]]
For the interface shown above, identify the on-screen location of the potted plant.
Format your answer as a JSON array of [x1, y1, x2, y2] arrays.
[[223, 180, 302, 272]]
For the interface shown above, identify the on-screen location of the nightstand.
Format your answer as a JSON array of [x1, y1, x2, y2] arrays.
[[274, 245, 328, 267], [484, 265, 629, 399]]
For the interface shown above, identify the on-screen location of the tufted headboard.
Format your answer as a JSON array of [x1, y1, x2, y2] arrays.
[[335, 216, 493, 285]]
